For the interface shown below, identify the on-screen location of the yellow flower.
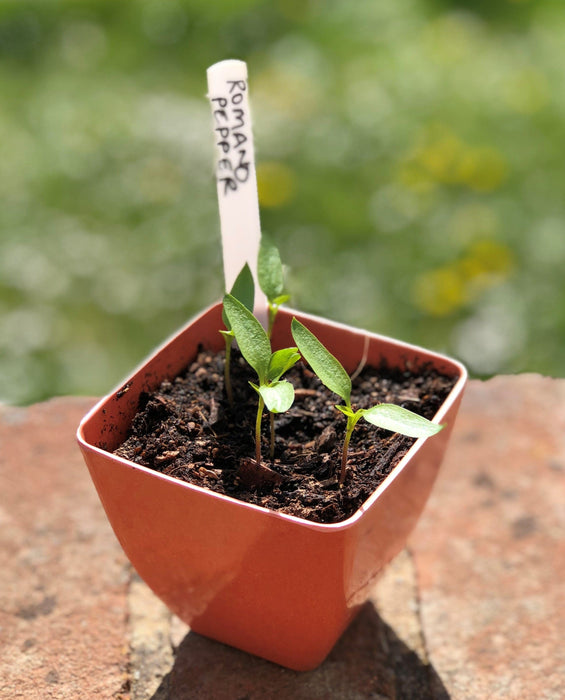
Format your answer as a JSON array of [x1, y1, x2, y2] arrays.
[[456, 147, 507, 192], [257, 161, 295, 208], [413, 239, 515, 317], [399, 126, 507, 193], [413, 267, 467, 317]]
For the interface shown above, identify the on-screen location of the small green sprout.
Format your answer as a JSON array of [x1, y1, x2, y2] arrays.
[[258, 238, 290, 338], [291, 318, 444, 486], [223, 293, 300, 464], [220, 263, 255, 407]]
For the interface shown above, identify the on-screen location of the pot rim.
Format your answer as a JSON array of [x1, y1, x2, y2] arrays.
[[77, 301, 467, 532]]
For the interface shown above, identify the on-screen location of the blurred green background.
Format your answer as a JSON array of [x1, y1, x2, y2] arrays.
[[1, 0, 565, 405]]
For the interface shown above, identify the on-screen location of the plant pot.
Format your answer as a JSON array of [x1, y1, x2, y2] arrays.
[[77, 302, 467, 671]]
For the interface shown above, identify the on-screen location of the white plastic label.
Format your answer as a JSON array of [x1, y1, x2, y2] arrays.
[[207, 60, 266, 315]]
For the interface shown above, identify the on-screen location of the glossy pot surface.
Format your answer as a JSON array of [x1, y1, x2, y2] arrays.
[[77, 303, 467, 670]]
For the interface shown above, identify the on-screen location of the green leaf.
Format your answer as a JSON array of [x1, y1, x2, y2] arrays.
[[258, 238, 285, 301], [222, 263, 255, 330], [231, 262, 255, 312], [221, 309, 230, 332], [223, 294, 271, 383], [291, 318, 352, 405], [335, 404, 355, 418], [267, 347, 300, 382], [256, 380, 295, 413], [362, 404, 444, 438], [272, 294, 290, 306]]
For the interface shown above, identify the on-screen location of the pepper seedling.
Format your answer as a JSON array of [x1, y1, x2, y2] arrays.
[[223, 293, 300, 464], [291, 318, 444, 485], [257, 238, 290, 338], [220, 263, 255, 407]]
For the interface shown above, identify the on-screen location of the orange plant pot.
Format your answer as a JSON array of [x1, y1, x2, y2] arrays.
[[77, 302, 466, 671]]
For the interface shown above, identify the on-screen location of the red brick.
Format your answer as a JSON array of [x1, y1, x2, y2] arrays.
[[3, 377, 564, 699], [410, 375, 565, 699], [0, 398, 129, 700]]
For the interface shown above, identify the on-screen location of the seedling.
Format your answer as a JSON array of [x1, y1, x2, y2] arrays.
[[223, 293, 300, 464], [220, 263, 254, 407], [291, 318, 443, 485], [258, 238, 290, 338]]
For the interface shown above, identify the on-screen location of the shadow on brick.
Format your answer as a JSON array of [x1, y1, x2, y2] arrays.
[[149, 602, 449, 700]]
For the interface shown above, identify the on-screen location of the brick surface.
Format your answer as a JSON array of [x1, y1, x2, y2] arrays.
[[0, 398, 129, 700], [128, 574, 178, 700], [1, 378, 564, 699], [410, 375, 565, 699]]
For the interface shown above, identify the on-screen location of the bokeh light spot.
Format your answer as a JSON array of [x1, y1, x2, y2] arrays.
[[257, 161, 295, 208], [413, 267, 467, 317]]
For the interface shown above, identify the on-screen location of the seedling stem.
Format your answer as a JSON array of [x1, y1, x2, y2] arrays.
[[291, 318, 443, 485], [223, 293, 300, 465]]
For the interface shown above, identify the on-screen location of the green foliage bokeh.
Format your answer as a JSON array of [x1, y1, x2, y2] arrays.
[[2, 0, 565, 404]]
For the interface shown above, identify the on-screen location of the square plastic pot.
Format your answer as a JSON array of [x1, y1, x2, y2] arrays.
[[77, 302, 467, 671]]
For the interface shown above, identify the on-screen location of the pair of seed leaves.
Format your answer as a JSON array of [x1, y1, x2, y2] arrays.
[[223, 292, 299, 414], [223, 292, 443, 441]]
